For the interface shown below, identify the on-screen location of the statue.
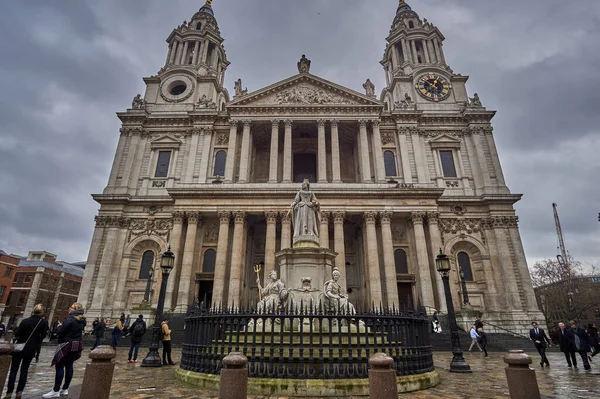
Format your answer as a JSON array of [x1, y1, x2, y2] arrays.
[[198, 94, 216, 109], [469, 93, 482, 107], [256, 270, 288, 314], [322, 267, 357, 315], [395, 92, 414, 108], [131, 94, 145, 109], [234, 78, 248, 97], [297, 54, 311, 74], [290, 179, 320, 245], [363, 79, 376, 97]]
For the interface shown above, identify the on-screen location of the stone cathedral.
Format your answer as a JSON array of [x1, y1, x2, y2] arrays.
[[78, 0, 543, 331]]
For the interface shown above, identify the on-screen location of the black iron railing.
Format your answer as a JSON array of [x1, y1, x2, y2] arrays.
[[181, 304, 433, 379]]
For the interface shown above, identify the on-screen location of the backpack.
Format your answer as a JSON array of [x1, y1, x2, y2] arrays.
[[132, 322, 145, 337]]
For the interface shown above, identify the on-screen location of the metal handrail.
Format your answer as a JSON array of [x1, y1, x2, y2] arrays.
[[476, 320, 530, 339]]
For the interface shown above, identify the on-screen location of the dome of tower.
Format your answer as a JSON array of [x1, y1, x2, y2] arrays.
[[198, 0, 214, 16], [397, 0, 412, 14]]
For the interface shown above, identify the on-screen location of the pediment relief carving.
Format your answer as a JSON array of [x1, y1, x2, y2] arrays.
[[256, 83, 358, 105]]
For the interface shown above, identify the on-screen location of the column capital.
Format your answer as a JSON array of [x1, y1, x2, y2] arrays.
[[186, 212, 201, 224], [380, 211, 393, 223], [271, 119, 280, 128], [265, 210, 278, 223], [358, 119, 368, 128], [426, 212, 440, 224], [330, 119, 339, 128], [229, 119, 240, 127], [280, 210, 292, 222], [242, 120, 252, 129], [363, 211, 377, 224], [233, 211, 246, 224], [332, 211, 345, 224], [317, 119, 326, 128], [172, 211, 185, 224], [409, 211, 426, 224], [284, 119, 293, 128], [372, 120, 381, 128], [218, 211, 231, 223], [320, 211, 330, 223]]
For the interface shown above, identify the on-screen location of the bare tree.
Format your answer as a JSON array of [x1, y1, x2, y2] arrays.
[[530, 256, 582, 288]]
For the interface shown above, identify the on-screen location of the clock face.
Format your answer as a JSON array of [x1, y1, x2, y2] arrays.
[[415, 73, 452, 102]]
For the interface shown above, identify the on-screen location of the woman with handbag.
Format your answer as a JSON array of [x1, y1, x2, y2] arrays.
[[4, 304, 49, 399]]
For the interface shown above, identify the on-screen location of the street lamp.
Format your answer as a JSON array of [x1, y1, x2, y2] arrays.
[[459, 267, 470, 305], [436, 249, 471, 373], [141, 246, 175, 367]]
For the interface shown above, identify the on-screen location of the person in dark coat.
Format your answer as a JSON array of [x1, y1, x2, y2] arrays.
[[588, 323, 599, 358], [529, 321, 552, 367], [569, 320, 591, 370], [91, 317, 106, 350], [474, 317, 484, 330], [127, 315, 147, 363], [5, 304, 49, 398], [477, 327, 488, 357], [557, 322, 578, 367]]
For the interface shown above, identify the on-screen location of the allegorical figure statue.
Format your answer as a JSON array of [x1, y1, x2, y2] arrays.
[[323, 267, 356, 315], [291, 179, 320, 245], [256, 270, 288, 313], [469, 93, 482, 107]]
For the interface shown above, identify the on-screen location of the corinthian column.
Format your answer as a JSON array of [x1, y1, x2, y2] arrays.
[[77, 217, 106, 308], [317, 119, 327, 183], [332, 211, 346, 290], [426, 212, 447, 312], [331, 120, 342, 183], [164, 211, 184, 310], [227, 211, 246, 307], [364, 211, 383, 306], [410, 212, 436, 310], [359, 120, 372, 183], [371, 121, 387, 183], [211, 211, 231, 308], [280, 211, 292, 249], [224, 121, 238, 183], [269, 120, 279, 183], [319, 211, 330, 248], [177, 212, 201, 308], [264, 211, 278, 281], [238, 121, 252, 183], [283, 120, 293, 183], [379, 211, 399, 308]]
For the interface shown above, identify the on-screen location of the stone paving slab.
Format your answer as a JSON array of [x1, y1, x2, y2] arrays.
[[8, 347, 600, 398]]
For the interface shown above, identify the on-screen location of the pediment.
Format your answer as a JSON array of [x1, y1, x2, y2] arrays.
[[428, 134, 461, 148], [150, 135, 183, 150], [228, 74, 382, 107]]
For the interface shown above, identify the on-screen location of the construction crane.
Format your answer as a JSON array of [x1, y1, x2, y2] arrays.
[[552, 203, 571, 278]]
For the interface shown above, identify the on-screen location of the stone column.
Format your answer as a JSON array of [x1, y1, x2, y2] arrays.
[[319, 212, 330, 248], [492, 218, 523, 311], [227, 211, 246, 307], [164, 212, 184, 310], [283, 120, 293, 183], [106, 133, 128, 187], [77, 219, 106, 308], [482, 224, 510, 309], [379, 212, 399, 308], [422, 40, 431, 63], [317, 119, 327, 183], [411, 40, 419, 64], [371, 121, 386, 183], [508, 219, 538, 310], [198, 129, 214, 183], [401, 39, 411, 64], [331, 120, 342, 183], [104, 226, 129, 312], [180, 41, 189, 65], [426, 213, 447, 313], [192, 41, 200, 65], [183, 128, 201, 183], [91, 218, 125, 312], [268, 120, 279, 183], [264, 211, 278, 281], [177, 212, 201, 308], [168, 41, 178, 64], [119, 133, 141, 189], [359, 120, 372, 183], [364, 212, 383, 306], [224, 121, 238, 183], [211, 211, 231, 308], [202, 39, 210, 64], [280, 211, 292, 250], [472, 128, 493, 189], [433, 38, 442, 64], [411, 129, 427, 184], [409, 212, 436, 310], [427, 40, 436, 63], [238, 121, 251, 183], [484, 127, 508, 188], [397, 127, 412, 184], [332, 211, 347, 290]]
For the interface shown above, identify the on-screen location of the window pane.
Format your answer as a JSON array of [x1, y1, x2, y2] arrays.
[[154, 151, 171, 178], [139, 250, 154, 280], [213, 151, 227, 177], [439, 150, 457, 178], [203, 249, 216, 273], [384, 151, 397, 177], [457, 252, 473, 281], [394, 249, 409, 274]]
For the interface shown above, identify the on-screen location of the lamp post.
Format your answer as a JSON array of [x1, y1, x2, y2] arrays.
[[436, 249, 471, 373], [141, 246, 174, 367], [459, 267, 470, 305]]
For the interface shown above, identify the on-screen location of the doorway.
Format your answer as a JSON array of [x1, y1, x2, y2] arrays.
[[293, 153, 317, 183], [198, 280, 214, 308], [397, 282, 414, 310]]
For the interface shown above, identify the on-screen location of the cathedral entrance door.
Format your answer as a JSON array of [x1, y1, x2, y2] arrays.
[[198, 280, 214, 308], [293, 153, 317, 183], [397, 282, 414, 310]]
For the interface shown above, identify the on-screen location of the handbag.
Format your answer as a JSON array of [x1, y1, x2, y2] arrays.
[[13, 319, 42, 353]]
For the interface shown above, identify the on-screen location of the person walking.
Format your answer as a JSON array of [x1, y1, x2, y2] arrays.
[[127, 315, 147, 363], [111, 318, 124, 351], [91, 317, 106, 350], [42, 303, 85, 398], [557, 322, 578, 368], [588, 323, 599, 358], [161, 318, 175, 365], [477, 327, 488, 357], [569, 320, 591, 370], [5, 304, 49, 399], [123, 315, 132, 337], [468, 326, 482, 352], [529, 321, 551, 367], [474, 317, 484, 330]]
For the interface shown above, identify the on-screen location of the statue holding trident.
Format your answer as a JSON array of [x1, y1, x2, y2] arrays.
[[290, 179, 320, 247], [256, 270, 288, 314]]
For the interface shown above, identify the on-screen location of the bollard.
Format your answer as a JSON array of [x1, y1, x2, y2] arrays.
[[4, 330, 13, 343], [218, 352, 248, 399], [504, 350, 541, 399], [0, 342, 14, 395], [368, 352, 398, 399], [80, 345, 117, 399]]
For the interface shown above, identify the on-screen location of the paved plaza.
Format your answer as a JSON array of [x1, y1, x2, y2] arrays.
[[9, 346, 599, 398]]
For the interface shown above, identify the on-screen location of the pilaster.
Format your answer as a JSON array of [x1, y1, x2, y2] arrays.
[[212, 211, 231, 308], [364, 211, 383, 306], [409, 212, 435, 311], [332, 211, 346, 291], [379, 211, 399, 308], [228, 211, 247, 307]]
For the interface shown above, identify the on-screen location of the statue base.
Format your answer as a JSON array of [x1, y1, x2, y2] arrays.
[[293, 235, 320, 248]]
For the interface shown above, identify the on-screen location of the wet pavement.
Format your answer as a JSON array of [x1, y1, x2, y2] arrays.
[[10, 347, 600, 398]]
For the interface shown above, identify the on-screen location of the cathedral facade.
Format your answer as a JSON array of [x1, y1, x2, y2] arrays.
[[78, 1, 543, 332]]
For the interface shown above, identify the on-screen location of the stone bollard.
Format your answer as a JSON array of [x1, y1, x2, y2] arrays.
[[4, 330, 13, 343], [0, 342, 14, 395], [368, 352, 398, 399], [219, 352, 248, 399], [80, 345, 117, 399], [504, 350, 541, 399]]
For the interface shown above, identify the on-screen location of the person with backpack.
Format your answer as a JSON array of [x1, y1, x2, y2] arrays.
[[127, 315, 147, 363]]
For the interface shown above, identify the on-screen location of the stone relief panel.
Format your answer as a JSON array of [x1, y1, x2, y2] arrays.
[[128, 218, 173, 243], [253, 83, 359, 105], [203, 220, 219, 244]]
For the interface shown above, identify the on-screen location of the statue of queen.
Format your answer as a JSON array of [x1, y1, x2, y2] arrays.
[[290, 179, 320, 247]]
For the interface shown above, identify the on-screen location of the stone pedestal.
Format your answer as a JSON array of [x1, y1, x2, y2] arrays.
[[80, 346, 117, 399], [504, 350, 540, 399]]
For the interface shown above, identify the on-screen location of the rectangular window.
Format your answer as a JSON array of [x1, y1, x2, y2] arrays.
[[5, 291, 12, 306], [24, 275, 33, 284], [3, 268, 11, 277], [439, 150, 457, 178], [17, 292, 27, 307], [0, 286, 5, 301], [154, 151, 172, 178]]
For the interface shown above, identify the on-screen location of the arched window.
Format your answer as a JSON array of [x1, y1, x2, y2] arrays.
[[394, 249, 408, 274], [384, 151, 397, 177], [196, 22, 202, 30], [202, 249, 216, 273], [457, 252, 473, 281], [213, 150, 226, 177], [139, 250, 154, 280], [408, 21, 415, 29]]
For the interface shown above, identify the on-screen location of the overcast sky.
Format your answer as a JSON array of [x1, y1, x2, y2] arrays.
[[0, 0, 599, 270]]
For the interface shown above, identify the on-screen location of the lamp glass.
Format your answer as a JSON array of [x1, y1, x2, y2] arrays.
[[160, 247, 175, 274], [436, 252, 451, 273]]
